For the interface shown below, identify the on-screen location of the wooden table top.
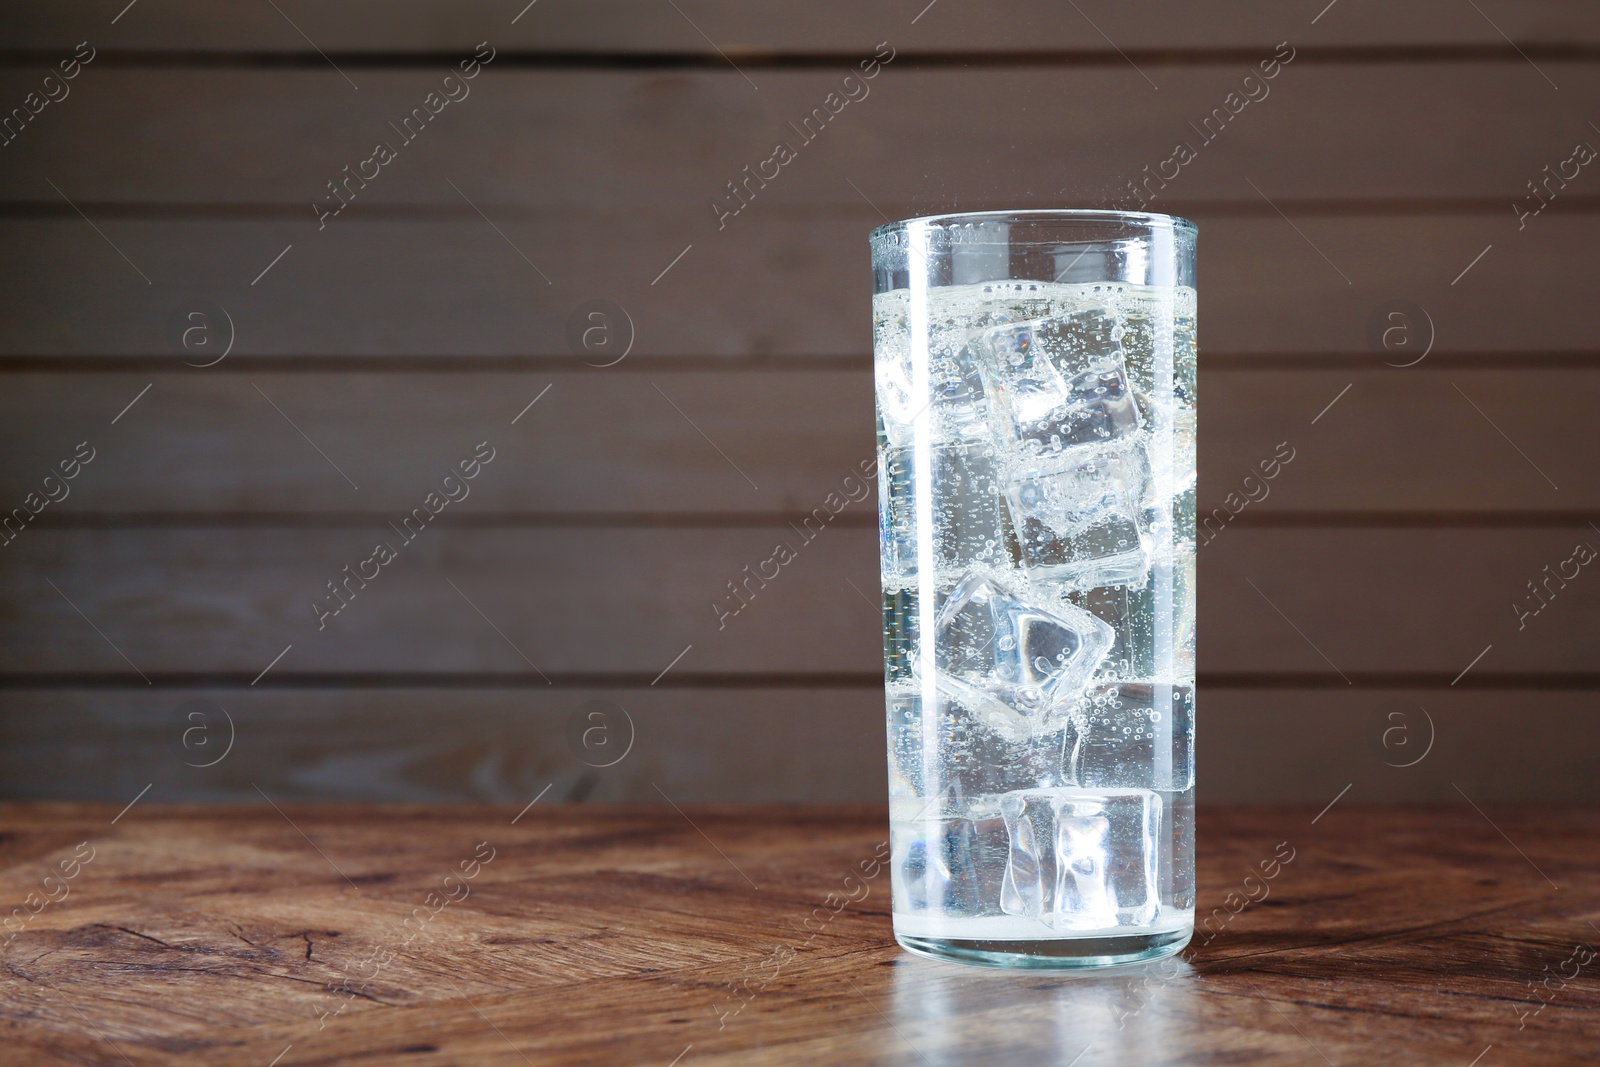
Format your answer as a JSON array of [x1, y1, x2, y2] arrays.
[[0, 802, 1595, 1066]]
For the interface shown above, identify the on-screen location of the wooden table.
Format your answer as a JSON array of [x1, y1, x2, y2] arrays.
[[0, 803, 1595, 1065]]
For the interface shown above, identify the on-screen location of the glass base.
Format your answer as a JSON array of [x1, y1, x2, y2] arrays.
[[895, 926, 1191, 970]]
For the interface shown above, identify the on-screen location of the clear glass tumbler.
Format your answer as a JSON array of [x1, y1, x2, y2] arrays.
[[872, 210, 1196, 968]]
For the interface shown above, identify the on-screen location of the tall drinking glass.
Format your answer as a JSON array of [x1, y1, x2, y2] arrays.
[[872, 210, 1196, 968]]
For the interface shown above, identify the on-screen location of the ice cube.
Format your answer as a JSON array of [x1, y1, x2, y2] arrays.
[[879, 442, 1011, 579], [1066, 549, 1194, 679], [893, 810, 1010, 918], [874, 293, 918, 448], [1071, 683, 1194, 792], [1000, 787, 1161, 930], [1125, 400, 1196, 537], [1005, 453, 1149, 588], [1146, 403, 1196, 505], [887, 685, 1074, 808], [933, 571, 1114, 741], [875, 304, 989, 447], [971, 310, 1143, 457], [931, 345, 990, 441], [997, 791, 1059, 921]]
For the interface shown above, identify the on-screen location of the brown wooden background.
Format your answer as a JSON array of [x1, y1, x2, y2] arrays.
[[1, 1, 1597, 806]]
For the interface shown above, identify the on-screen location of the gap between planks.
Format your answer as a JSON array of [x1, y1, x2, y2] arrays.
[[0, 670, 1597, 691], [3, 352, 1600, 373], [4, 44, 1600, 69]]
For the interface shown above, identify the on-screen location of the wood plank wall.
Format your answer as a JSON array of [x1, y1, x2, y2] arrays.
[[1, 1, 1597, 805]]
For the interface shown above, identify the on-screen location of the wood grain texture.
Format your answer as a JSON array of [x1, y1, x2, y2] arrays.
[[0, 364, 1593, 514], [4, 527, 1597, 676], [0, 803, 1595, 1065], [4, 65, 1599, 207], [0, 688, 1595, 804], [0, 213, 1586, 356], [5, 0, 1600, 52]]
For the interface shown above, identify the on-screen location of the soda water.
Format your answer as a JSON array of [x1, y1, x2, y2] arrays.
[[875, 267, 1196, 965]]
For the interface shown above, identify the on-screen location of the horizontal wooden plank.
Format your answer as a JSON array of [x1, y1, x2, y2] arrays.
[[1203, 689, 1600, 805], [3, 528, 1598, 676], [0, 687, 1590, 804], [0, 365, 1594, 514], [0, 689, 887, 804], [1197, 366, 1594, 512], [0, 527, 883, 676], [0, 214, 1584, 355], [3, 65, 1597, 207], [5, 1, 1600, 53], [0, 371, 876, 515], [1201, 528, 1600, 679]]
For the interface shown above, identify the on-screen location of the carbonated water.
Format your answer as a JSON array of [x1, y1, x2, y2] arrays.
[[878, 280, 1196, 948]]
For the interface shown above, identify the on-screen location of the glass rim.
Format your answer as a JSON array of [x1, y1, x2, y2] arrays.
[[869, 208, 1196, 243]]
